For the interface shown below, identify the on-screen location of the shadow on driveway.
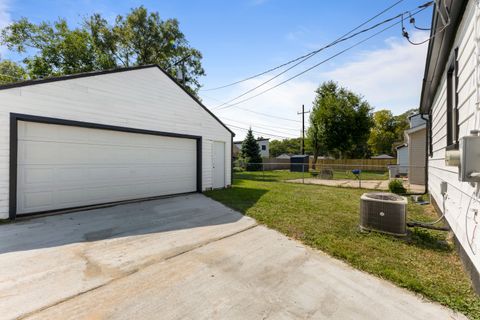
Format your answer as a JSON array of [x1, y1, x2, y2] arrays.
[[0, 193, 261, 254]]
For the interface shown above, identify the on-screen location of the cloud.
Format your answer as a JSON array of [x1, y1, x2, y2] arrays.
[[202, 75, 317, 140], [0, 0, 11, 56], [324, 31, 429, 113], [285, 26, 310, 42], [0, 0, 9, 27], [202, 31, 430, 139]]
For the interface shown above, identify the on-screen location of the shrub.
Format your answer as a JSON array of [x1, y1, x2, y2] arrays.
[[310, 170, 319, 178], [233, 166, 244, 173], [389, 179, 406, 194]]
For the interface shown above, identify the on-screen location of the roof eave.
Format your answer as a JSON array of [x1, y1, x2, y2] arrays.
[[0, 64, 235, 137], [419, 0, 469, 114]]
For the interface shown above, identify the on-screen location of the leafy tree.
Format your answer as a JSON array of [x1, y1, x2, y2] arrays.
[[269, 138, 304, 157], [307, 123, 325, 169], [1, 19, 109, 77], [86, 7, 204, 94], [0, 59, 27, 84], [309, 81, 373, 159], [241, 128, 263, 171], [0, 7, 204, 94], [368, 110, 397, 156], [393, 108, 416, 141], [368, 108, 415, 156]]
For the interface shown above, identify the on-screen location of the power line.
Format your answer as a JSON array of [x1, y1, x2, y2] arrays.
[[215, 2, 432, 110], [228, 105, 301, 123], [402, 4, 450, 45], [213, 7, 413, 109], [220, 116, 300, 132], [202, 0, 405, 92], [232, 123, 299, 136], [298, 105, 310, 155], [226, 123, 296, 139], [216, 5, 430, 111]]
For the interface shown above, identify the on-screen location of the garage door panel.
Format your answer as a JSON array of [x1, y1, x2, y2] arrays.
[[22, 167, 55, 184], [17, 121, 198, 214], [22, 191, 53, 210]]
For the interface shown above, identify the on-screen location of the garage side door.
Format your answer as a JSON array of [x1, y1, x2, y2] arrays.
[[17, 121, 197, 215]]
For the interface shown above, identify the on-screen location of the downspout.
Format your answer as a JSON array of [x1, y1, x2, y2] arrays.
[[420, 113, 430, 195], [475, 0, 480, 133], [231, 135, 234, 187]]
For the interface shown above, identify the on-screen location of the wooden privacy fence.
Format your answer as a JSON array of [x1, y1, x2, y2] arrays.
[[261, 158, 290, 170], [309, 158, 396, 172]]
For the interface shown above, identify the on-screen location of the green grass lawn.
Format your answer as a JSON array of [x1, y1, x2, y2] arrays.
[[234, 169, 388, 181], [206, 172, 480, 319]]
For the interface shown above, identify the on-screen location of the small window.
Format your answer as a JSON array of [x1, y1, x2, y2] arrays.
[[446, 48, 459, 149], [261, 145, 266, 151]]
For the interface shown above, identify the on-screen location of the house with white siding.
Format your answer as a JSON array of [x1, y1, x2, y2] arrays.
[[419, 0, 480, 291], [395, 144, 408, 175], [405, 113, 427, 185], [0, 65, 234, 220], [233, 138, 270, 158]]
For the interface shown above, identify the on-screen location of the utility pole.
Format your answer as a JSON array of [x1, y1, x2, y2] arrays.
[[297, 104, 310, 155]]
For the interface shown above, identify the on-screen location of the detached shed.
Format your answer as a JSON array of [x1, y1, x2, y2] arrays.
[[0, 65, 234, 219], [371, 154, 394, 159]]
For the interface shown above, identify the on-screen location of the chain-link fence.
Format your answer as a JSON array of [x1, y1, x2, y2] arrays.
[[233, 161, 426, 193]]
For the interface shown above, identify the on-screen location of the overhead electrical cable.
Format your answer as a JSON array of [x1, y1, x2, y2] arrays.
[[213, 7, 420, 109], [202, 0, 405, 92], [225, 123, 295, 139], [229, 106, 301, 123], [402, 3, 450, 45], [220, 117, 301, 134], [216, 5, 431, 111], [214, 2, 433, 110]]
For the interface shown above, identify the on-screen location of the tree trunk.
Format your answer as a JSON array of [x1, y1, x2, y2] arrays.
[[312, 153, 318, 170]]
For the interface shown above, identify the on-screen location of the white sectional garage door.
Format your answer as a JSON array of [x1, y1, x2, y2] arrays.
[[16, 121, 197, 215]]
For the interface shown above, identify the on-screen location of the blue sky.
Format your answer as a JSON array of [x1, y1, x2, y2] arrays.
[[0, 0, 433, 139]]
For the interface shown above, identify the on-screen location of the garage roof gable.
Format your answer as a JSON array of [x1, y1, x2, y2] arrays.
[[0, 64, 234, 136]]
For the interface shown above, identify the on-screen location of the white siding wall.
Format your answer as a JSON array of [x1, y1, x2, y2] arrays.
[[408, 128, 426, 185], [397, 147, 409, 174], [258, 140, 269, 158], [429, 0, 480, 273], [233, 140, 269, 158], [0, 67, 232, 219], [409, 114, 426, 128]]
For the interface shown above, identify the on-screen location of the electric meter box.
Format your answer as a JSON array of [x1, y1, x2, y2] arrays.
[[459, 131, 480, 182]]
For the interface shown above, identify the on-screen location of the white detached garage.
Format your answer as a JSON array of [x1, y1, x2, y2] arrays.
[[0, 65, 234, 219]]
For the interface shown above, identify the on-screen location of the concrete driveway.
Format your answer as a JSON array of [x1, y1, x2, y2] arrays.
[[0, 194, 465, 319]]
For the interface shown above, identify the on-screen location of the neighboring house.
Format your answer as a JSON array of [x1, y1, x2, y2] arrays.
[[233, 137, 269, 158], [257, 138, 270, 158], [232, 144, 241, 160], [0, 65, 234, 220], [405, 113, 427, 185], [276, 153, 292, 159], [371, 154, 394, 159], [419, 0, 480, 291], [393, 113, 427, 181], [396, 144, 409, 175]]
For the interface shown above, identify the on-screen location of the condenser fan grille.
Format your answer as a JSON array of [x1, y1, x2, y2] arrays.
[[360, 192, 407, 236]]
